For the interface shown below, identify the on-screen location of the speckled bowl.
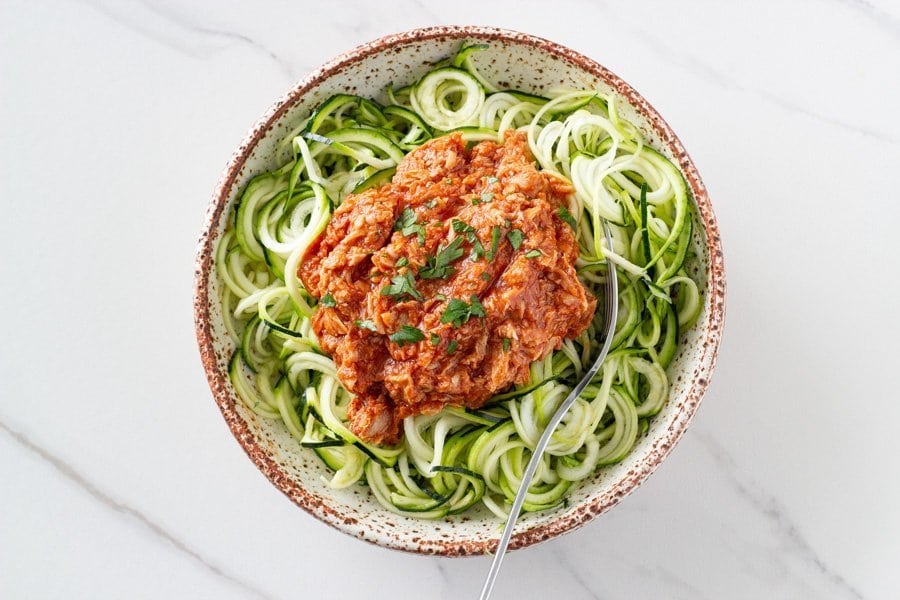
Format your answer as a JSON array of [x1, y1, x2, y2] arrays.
[[194, 26, 725, 556]]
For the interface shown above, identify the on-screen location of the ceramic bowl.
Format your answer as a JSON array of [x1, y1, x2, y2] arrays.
[[193, 26, 725, 555]]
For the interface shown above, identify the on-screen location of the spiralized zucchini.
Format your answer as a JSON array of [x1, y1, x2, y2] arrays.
[[217, 45, 702, 519]]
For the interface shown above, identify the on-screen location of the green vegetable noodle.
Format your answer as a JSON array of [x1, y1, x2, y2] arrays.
[[215, 44, 703, 519]]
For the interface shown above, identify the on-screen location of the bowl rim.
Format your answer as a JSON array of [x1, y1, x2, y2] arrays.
[[193, 25, 726, 556]]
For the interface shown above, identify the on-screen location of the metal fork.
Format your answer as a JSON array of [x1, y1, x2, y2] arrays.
[[478, 222, 618, 599]]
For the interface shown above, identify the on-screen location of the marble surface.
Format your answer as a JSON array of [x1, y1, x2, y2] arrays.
[[2, 1, 899, 598]]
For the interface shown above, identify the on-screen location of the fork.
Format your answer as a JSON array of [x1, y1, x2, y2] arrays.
[[478, 221, 618, 599]]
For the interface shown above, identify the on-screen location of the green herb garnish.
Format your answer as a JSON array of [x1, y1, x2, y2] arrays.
[[502, 338, 511, 352], [489, 226, 502, 259], [419, 236, 465, 279], [481, 271, 491, 281], [354, 319, 377, 332], [470, 237, 486, 260], [381, 271, 422, 301], [524, 249, 542, 259], [453, 219, 479, 252], [394, 206, 416, 231], [440, 295, 486, 328], [452, 219, 475, 235], [320, 292, 336, 308], [507, 229, 524, 251], [395, 256, 409, 268], [447, 340, 459, 354], [389, 325, 425, 346], [394, 206, 425, 245], [430, 333, 441, 346], [486, 176, 499, 184], [480, 192, 494, 204], [558, 205, 577, 230]]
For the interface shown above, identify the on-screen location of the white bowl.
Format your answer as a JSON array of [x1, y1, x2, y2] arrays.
[[194, 26, 725, 555]]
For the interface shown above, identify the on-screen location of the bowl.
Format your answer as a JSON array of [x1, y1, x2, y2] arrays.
[[193, 26, 725, 556]]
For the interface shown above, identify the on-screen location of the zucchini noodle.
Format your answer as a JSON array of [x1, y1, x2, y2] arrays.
[[217, 45, 702, 519]]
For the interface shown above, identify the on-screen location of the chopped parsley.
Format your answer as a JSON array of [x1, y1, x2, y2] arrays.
[[449, 219, 489, 260], [354, 319, 377, 332], [395, 256, 409, 268], [380, 271, 423, 301], [435, 293, 447, 301], [507, 229, 524, 251], [481, 271, 491, 281], [389, 325, 425, 346], [452, 219, 475, 235], [502, 338, 511, 352], [425, 199, 438, 209], [320, 292, 336, 308], [524, 249, 543, 259], [447, 340, 459, 354], [470, 237, 486, 261], [430, 333, 441, 346], [394, 206, 416, 231], [419, 236, 465, 279], [440, 295, 486, 328], [486, 176, 499, 184], [471, 190, 494, 206], [558, 205, 578, 230], [451, 219, 484, 260], [488, 226, 502, 260], [394, 206, 425, 245]]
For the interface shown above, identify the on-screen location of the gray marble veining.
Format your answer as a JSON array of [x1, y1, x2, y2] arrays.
[[694, 430, 865, 600], [0, 419, 279, 600], [835, 0, 900, 41], [588, 0, 900, 146], [78, 0, 298, 81]]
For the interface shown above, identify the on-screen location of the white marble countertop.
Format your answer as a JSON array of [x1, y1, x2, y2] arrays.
[[3, 1, 899, 598]]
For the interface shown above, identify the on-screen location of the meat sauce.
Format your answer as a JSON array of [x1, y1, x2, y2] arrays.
[[299, 131, 596, 444]]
